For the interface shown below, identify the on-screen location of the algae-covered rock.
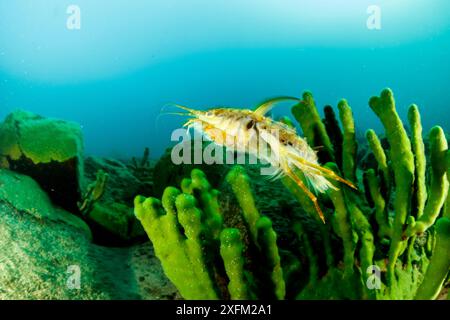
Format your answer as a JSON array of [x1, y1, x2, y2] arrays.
[[0, 110, 84, 213], [0, 169, 91, 238], [0, 169, 178, 300], [83, 156, 147, 244], [84, 156, 151, 205], [87, 202, 145, 245]]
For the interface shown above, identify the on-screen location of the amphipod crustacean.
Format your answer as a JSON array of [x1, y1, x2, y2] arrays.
[[170, 97, 356, 222]]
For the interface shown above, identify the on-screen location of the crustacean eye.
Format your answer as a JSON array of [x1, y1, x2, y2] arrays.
[[246, 119, 255, 130]]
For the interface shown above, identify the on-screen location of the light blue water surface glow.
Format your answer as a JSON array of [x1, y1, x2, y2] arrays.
[[0, 0, 449, 158]]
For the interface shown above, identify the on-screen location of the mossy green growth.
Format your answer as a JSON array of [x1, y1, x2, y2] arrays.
[[88, 202, 141, 241], [0, 110, 85, 213], [0, 110, 83, 164], [0, 169, 91, 238]]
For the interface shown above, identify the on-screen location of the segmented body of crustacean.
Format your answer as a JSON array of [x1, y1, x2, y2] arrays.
[[172, 97, 356, 222]]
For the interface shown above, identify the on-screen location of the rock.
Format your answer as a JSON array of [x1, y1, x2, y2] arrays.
[[83, 156, 148, 244], [0, 169, 91, 238], [0, 110, 84, 213], [127, 147, 154, 188], [0, 169, 178, 299], [84, 156, 151, 205], [87, 202, 145, 246]]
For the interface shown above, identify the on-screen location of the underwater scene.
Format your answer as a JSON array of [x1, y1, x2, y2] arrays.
[[0, 0, 449, 302]]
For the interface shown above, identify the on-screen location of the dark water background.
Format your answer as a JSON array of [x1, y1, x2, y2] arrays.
[[1, 1, 449, 158]]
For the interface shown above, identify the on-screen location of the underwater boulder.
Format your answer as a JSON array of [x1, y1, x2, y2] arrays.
[[83, 156, 147, 244], [0, 110, 84, 213], [0, 168, 178, 299], [84, 156, 152, 204], [0, 169, 91, 237], [87, 202, 145, 246], [127, 147, 154, 191]]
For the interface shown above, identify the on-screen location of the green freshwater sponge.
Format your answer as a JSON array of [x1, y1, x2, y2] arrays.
[[135, 187, 219, 299], [292, 91, 335, 163], [135, 167, 285, 300], [287, 88, 448, 299]]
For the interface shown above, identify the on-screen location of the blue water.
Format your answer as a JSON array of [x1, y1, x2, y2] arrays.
[[1, 0, 449, 158]]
